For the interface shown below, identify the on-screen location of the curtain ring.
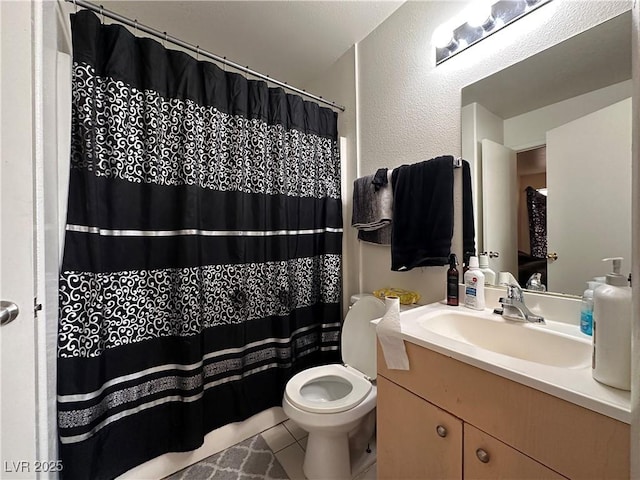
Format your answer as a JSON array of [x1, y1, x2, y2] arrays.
[[196, 45, 200, 61], [163, 32, 167, 47], [72, 0, 77, 13], [134, 19, 138, 36], [223, 56, 226, 72], [99, 5, 104, 23]]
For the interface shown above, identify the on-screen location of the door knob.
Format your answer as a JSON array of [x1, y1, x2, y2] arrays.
[[0, 301, 19, 326], [546, 252, 559, 261]]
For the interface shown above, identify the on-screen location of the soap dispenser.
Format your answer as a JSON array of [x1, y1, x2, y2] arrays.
[[592, 257, 631, 391]]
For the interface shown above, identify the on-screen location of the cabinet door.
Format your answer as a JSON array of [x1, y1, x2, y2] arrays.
[[377, 376, 463, 480], [464, 424, 566, 479]]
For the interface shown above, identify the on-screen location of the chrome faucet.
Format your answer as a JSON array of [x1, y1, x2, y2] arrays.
[[496, 284, 545, 324]]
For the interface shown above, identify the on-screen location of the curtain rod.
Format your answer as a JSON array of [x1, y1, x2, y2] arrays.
[[66, 0, 346, 112]]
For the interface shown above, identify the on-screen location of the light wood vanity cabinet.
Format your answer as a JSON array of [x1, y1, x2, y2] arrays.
[[377, 376, 462, 479], [377, 341, 630, 479], [463, 423, 564, 479]]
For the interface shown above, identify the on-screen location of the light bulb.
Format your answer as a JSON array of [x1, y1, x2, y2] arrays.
[[433, 24, 455, 49], [466, 1, 494, 28]]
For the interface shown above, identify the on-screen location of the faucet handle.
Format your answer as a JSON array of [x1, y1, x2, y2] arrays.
[[506, 283, 524, 301]]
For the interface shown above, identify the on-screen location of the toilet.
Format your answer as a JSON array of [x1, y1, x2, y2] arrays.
[[282, 295, 385, 480]]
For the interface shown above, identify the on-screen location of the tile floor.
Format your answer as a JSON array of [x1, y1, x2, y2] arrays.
[[261, 419, 377, 480]]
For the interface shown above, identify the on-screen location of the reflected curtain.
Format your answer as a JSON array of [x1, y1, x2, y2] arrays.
[[57, 10, 342, 479], [525, 186, 547, 258]]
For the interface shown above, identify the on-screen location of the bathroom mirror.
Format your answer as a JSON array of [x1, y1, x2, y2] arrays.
[[461, 11, 632, 297]]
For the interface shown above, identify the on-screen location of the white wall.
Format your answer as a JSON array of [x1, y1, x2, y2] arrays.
[[504, 80, 632, 150], [321, 0, 631, 306], [546, 98, 632, 294]]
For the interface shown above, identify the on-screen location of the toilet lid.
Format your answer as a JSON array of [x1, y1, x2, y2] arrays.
[[341, 296, 385, 380]]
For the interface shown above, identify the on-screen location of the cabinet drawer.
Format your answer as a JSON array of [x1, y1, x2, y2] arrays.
[[378, 376, 463, 480], [464, 423, 566, 479], [377, 341, 629, 479]]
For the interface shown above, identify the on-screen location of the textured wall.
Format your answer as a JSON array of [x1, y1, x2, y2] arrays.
[[354, 0, 630, 304]]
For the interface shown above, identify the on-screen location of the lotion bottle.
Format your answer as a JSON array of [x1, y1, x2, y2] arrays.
[[478, 254, 496, 286], [464, 256, 485, 310], [592, 257, 631, 391]]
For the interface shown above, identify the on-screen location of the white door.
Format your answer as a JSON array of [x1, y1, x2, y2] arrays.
[[546, 98, 632, 295], [481, 139, 518, 277], [0, 2, 39, 477]]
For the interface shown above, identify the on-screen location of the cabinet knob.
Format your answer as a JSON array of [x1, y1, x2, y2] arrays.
[[435, 425, 447, 438], [476, 448, 490, 463]]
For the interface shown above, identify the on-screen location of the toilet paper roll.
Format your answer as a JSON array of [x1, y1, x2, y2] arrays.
[[376, 296, 410, 370]]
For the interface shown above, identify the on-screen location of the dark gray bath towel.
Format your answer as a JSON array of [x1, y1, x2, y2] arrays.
[[391, 155, 457, 270], [462, 160, 476, 260], [352, 169, 393, 245]]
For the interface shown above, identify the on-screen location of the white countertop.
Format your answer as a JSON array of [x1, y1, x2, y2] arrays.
[[373, 301, 631, 424]]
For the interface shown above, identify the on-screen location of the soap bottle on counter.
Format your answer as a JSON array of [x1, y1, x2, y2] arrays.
[[478, 254, 496, 285], [592, 257, 632, 391], [464, 256, 485, 310], [446, 253, 459, 306], [580, 281, 598, 336]]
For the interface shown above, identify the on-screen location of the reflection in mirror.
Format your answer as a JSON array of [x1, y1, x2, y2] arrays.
[[461, 11, 632, 297]]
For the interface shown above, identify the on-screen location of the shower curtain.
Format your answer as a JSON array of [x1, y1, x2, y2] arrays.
[[57, 10, 342, 479]]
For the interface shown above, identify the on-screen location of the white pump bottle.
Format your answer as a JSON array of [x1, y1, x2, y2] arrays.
[[592, 257, 631, 391], [464, 256, 485, 310]]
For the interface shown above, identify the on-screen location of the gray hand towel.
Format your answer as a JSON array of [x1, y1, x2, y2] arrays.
[[351, 170, 393, 245]]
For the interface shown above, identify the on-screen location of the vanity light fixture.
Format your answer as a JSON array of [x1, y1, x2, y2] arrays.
[[434, 0, 552, 65]]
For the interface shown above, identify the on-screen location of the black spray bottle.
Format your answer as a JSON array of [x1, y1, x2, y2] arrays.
[[447, 253, 459, 306]]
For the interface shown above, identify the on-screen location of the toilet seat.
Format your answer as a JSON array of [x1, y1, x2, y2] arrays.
[[285, 364, 372, 414], [285, 296, 385, 415]]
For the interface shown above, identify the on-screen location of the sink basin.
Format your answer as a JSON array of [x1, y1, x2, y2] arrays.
[[417, 309, 591, 368]]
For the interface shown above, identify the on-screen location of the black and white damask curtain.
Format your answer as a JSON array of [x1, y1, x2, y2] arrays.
[[525, 186, 547, 258], [58, 10, 342, 479]]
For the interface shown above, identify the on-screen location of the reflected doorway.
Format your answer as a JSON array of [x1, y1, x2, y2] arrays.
[[517, 147, 547, 287]]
